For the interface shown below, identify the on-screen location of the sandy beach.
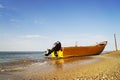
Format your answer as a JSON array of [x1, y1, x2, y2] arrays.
[[0, 51, 120, 80]]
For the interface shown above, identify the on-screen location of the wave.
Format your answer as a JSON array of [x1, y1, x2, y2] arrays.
[[0, 58, 46, 73]]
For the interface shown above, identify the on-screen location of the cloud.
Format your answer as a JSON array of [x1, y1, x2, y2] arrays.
[[57, 34, 108, 46], [0, 4, 4, 9], [20, 35, 48, 39], [34, 20, 43, 24], [10, 19, 20, 23]]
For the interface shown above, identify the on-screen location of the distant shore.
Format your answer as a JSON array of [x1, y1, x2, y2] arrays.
[[0, 50, 120, 80]]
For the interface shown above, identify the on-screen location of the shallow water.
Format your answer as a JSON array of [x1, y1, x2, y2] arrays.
[[0, 51, 46, 73], [0, 51, 44, 63], [0, 51, 104, 74], [0, 52, 105, 80]]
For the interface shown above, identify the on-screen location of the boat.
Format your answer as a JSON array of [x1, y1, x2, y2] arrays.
[[62, 41, 107, 57], [45, 41, 107, 58]]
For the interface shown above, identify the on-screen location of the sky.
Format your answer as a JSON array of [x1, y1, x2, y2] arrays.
[[0, 0, 120, 51]]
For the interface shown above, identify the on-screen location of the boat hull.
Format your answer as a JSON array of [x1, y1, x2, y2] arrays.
[[62, 41, 107, 58]]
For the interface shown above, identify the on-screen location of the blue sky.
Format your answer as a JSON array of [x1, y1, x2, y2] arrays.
[[0, 0, 120, 51]]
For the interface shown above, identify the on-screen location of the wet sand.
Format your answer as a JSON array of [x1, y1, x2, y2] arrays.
[[1, 51, 120, 80]]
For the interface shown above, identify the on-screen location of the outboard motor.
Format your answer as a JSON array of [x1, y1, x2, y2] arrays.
[[45, 41, 62, 57], [45, 49, 51, 56]]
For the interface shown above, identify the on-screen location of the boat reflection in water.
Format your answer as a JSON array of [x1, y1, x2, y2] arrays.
[[46, 56, 103, 70]]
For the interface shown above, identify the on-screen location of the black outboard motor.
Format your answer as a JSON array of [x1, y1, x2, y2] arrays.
[[45, 41, 62, 57]]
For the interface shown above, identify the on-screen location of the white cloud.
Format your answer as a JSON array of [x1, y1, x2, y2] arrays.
[[20, 35, 48, 39], [0, 38, 47, 51], [0, 33, 112, 51], [34, 20, 43, 24], [0, 4, 4, 8], [10, 19, 20, 23], [0, 35, 50, 51], [57, 34, 108, 46]]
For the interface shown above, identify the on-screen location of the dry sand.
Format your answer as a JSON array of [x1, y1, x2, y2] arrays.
[[1, 50, 120, 80]]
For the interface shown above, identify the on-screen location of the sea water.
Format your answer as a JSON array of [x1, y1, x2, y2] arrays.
[[0, 51, 107, 64], [0, 51, 45, 63], [0, 51, 47, 74], [0, 51, 106, 75]]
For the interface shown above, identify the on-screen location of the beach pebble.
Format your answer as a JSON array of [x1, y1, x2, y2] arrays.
[[1, 69, 5, 72]]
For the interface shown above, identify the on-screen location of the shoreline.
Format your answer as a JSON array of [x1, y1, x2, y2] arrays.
[[0, 50, 120, 80]]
